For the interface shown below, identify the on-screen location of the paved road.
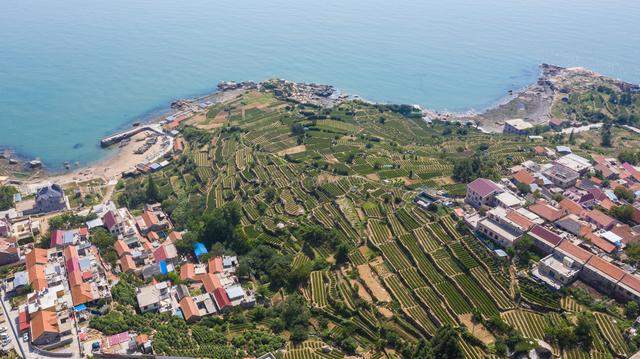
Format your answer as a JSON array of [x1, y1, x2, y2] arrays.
[[0, 287, 25, 358]]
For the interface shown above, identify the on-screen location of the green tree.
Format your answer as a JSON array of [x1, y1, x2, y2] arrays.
[[430, 325, 463, 359], [601, 123, 612, 147], [626, 301, 639, 319], [0, 186, 17, 211], [614, 187, 635, 203], [146, 175, 160, 203]]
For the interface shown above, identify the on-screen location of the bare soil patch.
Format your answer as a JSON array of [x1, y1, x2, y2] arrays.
[[365, 173, 380, 181], [276, 145, 306, 156], [459, 313, 495, 345], [357, 264, 392, 303]]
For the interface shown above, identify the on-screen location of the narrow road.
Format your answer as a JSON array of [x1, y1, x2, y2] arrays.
[[0, 287, 25, 358]]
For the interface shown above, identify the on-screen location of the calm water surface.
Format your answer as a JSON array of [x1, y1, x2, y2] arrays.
[[1, 0, 639, 168]]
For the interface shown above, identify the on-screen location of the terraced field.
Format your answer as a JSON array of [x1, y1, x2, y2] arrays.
[[114, 88, 628, 358]]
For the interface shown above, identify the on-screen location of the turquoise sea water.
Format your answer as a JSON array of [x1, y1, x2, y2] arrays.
[[1, 0, 640, 169]]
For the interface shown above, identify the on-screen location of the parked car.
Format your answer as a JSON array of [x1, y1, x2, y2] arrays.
[[22, 332, 28, 342]]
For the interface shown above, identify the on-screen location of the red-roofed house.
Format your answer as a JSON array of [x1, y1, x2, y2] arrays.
[[582, 256, 626, 293], [201, 273, 222, 293], [584, 232, 617, 254], [585, 209, 616, 230], [465, 178, 503, 208], [559, 198, 584, 216], [529, 225, 563, 254], [212, 287, 231, 311], [554, 240, 593, 265], [179, 296, 200, 323], [617, 274, 640, 302], [512, 170, 536, 187], [528, 201, 564, 222], [208, 257, 223, 274]]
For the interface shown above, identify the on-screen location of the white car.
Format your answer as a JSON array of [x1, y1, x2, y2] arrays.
[[22, 333, 28, 342]]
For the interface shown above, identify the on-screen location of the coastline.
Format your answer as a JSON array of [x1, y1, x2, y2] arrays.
[[3, 63, 636, 186], [2, 87, 242, 187]]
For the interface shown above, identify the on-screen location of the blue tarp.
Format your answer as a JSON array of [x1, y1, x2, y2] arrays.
[[74, 304, 87, 312], [159, 260, 168, 275], [194, 242, 208, 257]]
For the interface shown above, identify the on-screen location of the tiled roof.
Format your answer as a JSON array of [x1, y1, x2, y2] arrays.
[[201, 273, 222, 293], [620, 274, 640, 295], [28, 265, 47, 291], [120, 254, 136, 272], [467, 178, 502, 197], [528, 202, 564, 222], [114, 240, 130, 258], [168, 231, 182, 242], [179, 296, 200, 321], [559, 198, 583, 216], [586, 256, 626, 281], [209, 256, 224, 274], [556, 240, 593, 263], [584, 232, 617, 254], [71, 282, 94, 306], [30, 310, 59, 342], [142, 211, 159, 228], [513, 170, 536, 185], [505, 210, 534, 231], [25, 248, 48, 267], [212, 287, 231, 309], [530, 225, 563, 246], [586, 209, 616, 229]]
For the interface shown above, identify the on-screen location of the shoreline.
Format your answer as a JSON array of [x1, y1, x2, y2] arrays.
[[3, 63, 637, 185]]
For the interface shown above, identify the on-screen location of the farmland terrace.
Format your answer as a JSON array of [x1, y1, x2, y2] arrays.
[[109, 85, 640, 358]]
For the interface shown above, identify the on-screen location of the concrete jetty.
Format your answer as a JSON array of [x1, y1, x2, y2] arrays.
[[100, 124, 164, 147]]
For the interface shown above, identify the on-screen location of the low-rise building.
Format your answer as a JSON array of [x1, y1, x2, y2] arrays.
[[503, 119, 533, 135], [0, 237, 20, 266], [465, 178, 503, 209], [543, 164, 580, 188], [136, 281, 172, 313]]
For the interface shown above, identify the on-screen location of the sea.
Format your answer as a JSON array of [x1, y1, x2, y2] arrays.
[[1, 0, 640, 169]]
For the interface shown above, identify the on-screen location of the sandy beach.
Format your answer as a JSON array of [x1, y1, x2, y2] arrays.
[[48, 130, 171, 185]]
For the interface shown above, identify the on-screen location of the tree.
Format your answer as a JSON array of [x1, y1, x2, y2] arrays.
[[430, 325, 463, 359], [601, 123, 612, 147], [545, 323, 576, 349], [610, 205, 635, 225], [0, 186, 17, 211], [335, 242, 349, 265], [614, 187, 635, 203], [574, 312, 594, 348], [618, 150, 639, 165], [146, 176, 160, 203], [626, 301, 639, 319]]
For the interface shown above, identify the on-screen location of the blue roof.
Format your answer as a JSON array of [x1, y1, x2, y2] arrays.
[[159, 260, 168, 275], [74, 304, 87, 312], [194, 242, 208, 257]]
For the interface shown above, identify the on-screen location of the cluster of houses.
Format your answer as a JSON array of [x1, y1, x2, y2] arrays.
[[0, 186, 254, 355], [13, 230, 112, 349], [0, 182, 70, 246], [134, 254, 255, 325], [462, 147, 640, 303]]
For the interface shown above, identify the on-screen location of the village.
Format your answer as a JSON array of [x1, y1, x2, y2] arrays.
[[460, 139, 640, 305], [0, 99, 258, 357], [1, 73, 640, 358]]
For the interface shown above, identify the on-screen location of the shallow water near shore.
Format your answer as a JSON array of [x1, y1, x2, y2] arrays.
[[1, 0, 640, 169]]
